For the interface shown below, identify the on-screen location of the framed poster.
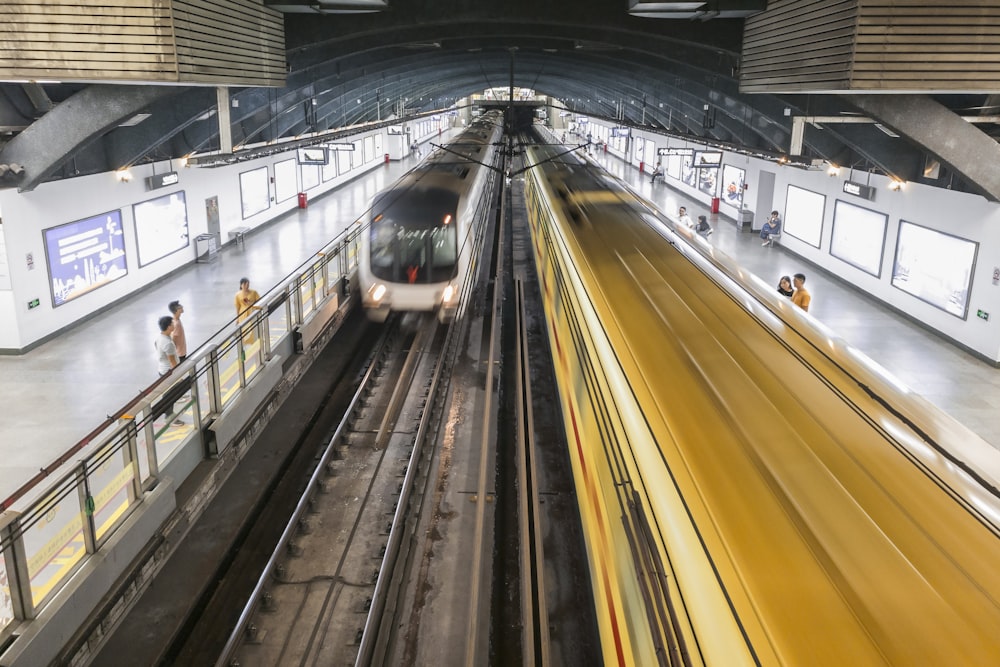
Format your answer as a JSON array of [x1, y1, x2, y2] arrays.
[[44, 210, 128, 307], [698, 167, 718, 196], [784, 185, 825, 248], [239, 166, 269, 219], [338, 147, 352, 174], [301, 164, 320, 190], [274, 158, 297, 204], [322, 152, 338, 182], [134, 191, 189, 267], [720, 164, 745, 213], [892, 220, 977, 318], [830, 200, 887, 277], [681, 154, 697, 188], [364, 135, 374, 163], [666, 154, 682, 180]]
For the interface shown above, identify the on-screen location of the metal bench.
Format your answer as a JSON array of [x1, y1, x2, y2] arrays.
[[229, 226, 250, 248]]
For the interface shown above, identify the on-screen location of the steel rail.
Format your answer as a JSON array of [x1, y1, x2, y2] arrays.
[[514, 279, 551, 665], [214, 322, 396, 667]]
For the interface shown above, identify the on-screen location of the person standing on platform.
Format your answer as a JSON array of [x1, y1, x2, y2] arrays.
[[235, 277, 263, 343], [777, 275, 794, 298], [792, 273, 811, 311], [168, 300, 187, 363], [154, 315, 183, 425], [678, 206, 694, 229]]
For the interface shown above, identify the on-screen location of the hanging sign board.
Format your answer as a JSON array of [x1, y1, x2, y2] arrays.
[[843, 180, 876, 201]]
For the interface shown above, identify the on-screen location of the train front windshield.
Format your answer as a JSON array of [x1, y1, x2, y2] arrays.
[[370, 188, 460, 284]]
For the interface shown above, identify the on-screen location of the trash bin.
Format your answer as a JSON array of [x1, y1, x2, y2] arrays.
[[195, 234, 218, 263], [710, 197, 720, 213], [738, 209, 754, 232], [297, 192, 308, 208]]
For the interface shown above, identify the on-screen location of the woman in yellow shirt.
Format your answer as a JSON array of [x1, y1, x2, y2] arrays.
[[235, 277, 262, 343]]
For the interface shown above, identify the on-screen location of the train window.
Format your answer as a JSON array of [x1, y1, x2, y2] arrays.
[[370, 188, 460, 283]]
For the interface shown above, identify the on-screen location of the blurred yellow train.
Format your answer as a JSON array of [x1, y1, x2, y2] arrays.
[[522, 138, 1000, 666]]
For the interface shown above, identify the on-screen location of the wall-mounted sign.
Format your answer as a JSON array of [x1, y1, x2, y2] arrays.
[[145, 171, 179, 191], [576, 116, 589, 124], [611, 127, 630, 138], [843, 180, 876, 201], [326, 143, 355, 151], [658, 147, 693, 156], [387, 125, 404, 134], [693, 150, 722, 168], [297, 147, 328, 165]]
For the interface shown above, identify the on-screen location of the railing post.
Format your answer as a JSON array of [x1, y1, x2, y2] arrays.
[[321, 254, 331, 299], [261, 309, 273, 361], [293, 276, 305, 327], [208, 345, 223, 415], [76, 466, 98, 556], [1, 511, 31, 623], [121, 418, 144, 502]]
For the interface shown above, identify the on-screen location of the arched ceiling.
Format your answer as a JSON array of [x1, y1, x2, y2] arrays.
[[1, 0, 999, 198]]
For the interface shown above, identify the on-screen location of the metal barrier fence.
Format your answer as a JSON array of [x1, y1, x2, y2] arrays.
[[0, 226, 361, 642]]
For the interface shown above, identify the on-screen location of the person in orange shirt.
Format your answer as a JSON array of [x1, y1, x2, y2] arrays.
[[235, 277, 262, 343], [792, 273, 812, 311]]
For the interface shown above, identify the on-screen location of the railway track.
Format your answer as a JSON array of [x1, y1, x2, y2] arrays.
[[214, 313, 449, 665]]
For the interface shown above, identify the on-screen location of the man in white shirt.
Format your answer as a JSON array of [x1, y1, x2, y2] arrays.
[[155, 315, 183, 425], [678, 206, 694, 229]]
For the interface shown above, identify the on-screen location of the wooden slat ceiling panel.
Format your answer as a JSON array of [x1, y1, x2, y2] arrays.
[[741, 0, 1000, 92], [172, 0, 286, 85], [740, 0, 858, 93], [0, 0, 284, 85]]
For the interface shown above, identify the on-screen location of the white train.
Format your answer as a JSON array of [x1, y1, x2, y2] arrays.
[[359, 112, 504, 321]]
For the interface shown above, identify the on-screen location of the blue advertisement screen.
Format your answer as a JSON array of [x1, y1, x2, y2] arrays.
[[44, 210, 128, 307]]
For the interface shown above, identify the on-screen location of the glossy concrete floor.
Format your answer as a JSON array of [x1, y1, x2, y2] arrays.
[[1, 141, 998, 504]]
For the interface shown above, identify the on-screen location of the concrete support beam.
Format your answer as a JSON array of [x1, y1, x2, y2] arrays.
[[0, 84, 178, 192], [843, 94, 1000, 202], [216, 86, 233, 154]]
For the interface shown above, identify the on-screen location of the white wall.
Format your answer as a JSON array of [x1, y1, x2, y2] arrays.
[[590, 122, 1000, 362], [0, 129, 389, 351]]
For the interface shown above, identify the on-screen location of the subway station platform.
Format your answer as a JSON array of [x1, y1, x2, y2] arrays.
[[1, 140, 998, 506]]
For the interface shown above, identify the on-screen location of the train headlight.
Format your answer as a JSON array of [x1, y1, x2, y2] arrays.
[[371, 284, 387, 302], [442, 284, 456, 304]]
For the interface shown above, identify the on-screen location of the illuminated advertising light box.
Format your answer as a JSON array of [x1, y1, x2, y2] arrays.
[[681, 154, 697, 188], [666, 154, 682, 180], [134, 191, 190, 267], [301, 164, 320, 190], [297, 147, 328, 165], [830, 200, 887, 277], [784, 185, 825, 248], [693, 150, 722, 168], [720, 164, 746, 212], [698, 166, 717, 195], [274, 158, 298, 204], [892, 220, 977, 319], [44, 210, 128, 307], [240, 166, 270, 219]]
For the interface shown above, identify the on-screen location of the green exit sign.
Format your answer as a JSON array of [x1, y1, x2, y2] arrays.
[[977, 309, 990, 321], [27, 298, 40, 310]]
